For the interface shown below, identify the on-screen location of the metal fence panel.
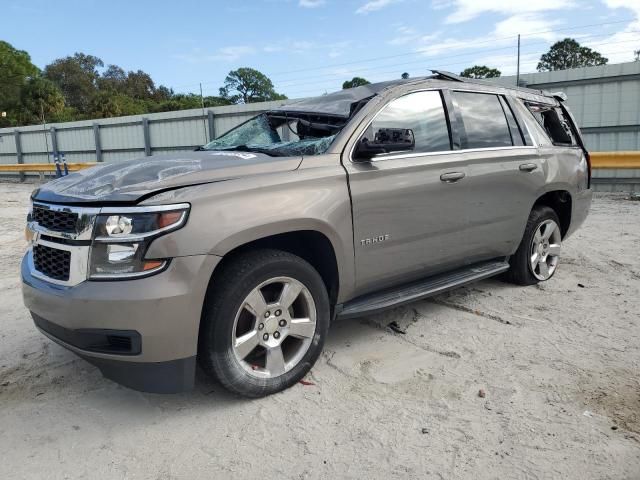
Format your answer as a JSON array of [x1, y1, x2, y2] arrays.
[[1, 66, 640, 191], [57, 126, 95, 152], [150, 118, 207, 149], [100, 123, 145, 152]]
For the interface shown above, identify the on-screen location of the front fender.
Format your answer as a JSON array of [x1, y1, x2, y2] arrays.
[[143, 165, 356, 302]]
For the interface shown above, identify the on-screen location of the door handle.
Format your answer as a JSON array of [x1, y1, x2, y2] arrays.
[[440, 171, 466, 183], [519, 163, 538, 172]]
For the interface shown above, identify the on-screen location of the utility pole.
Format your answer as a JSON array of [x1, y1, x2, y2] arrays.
[[516, 34, 521, 87], [634, 49, 640, 62], [199, 82, 208, 143], [40, 98, 50, 164]]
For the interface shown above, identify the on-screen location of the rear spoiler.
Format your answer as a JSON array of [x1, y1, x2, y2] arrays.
[[550, 91, 568, 102]]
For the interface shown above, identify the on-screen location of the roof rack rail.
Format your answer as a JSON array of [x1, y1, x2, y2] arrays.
[[431, 69, 559, 102], [430, 70, 466, 82]]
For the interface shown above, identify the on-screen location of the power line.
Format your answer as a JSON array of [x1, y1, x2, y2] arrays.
[[277, 47, 639, 98], [170, 18, 637, 91], [265, 18, 637, 78], [272, 32, 640, 88], [271, 37, 640, 93]]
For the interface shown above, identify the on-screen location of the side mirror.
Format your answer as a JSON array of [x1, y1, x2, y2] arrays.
[[354, 128, 415, 160]]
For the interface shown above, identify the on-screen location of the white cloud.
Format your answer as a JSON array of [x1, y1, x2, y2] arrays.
[[299, 0, 325, 7], [212, 46, 256, 61], [492, 13, 562, 42], [327, 41, 351, 58], [356, 0, 402, 15], [582, 1, 640, 64], [388, 25, 420, 45], [291, 40, 315, 53], [263, 45, 284, 53], [415, 13, 566, 57], [173, 45, 256, 63], [435, 0, 576, 24]]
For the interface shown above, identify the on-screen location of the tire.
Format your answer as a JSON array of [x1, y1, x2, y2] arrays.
[[198, 248, 330, 398], [506, 205, 563, 286]]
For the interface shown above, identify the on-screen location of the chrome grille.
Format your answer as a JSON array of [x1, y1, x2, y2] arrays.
[[33, 245, 71, 281], [33, 206, 78, 233]]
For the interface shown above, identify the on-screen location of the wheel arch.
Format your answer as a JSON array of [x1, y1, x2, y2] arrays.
[[532, 190, 572, 238], [209, 226, 343, 308]]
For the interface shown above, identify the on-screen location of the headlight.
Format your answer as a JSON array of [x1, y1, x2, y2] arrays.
[[89, 203, 189, 280]]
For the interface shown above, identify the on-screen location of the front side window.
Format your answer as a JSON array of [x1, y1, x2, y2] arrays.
[[362, 90, 451, 156], [453, 92, 513, 149]]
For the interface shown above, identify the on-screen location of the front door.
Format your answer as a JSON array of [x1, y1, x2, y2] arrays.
[[344, 90, 472, 297]]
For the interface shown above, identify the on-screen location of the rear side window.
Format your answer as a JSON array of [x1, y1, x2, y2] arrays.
[[453, 92, 513, 149], [366, 90, 451, 155], [525, 102, 576, 146]]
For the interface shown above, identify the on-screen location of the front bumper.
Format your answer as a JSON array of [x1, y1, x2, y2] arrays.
[[22, 253, 221, 393]]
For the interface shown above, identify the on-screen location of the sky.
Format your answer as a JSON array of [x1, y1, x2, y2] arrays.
[[3, 0, 640, 99]]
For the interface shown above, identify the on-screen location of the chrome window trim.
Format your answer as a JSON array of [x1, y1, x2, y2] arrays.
[[362, 145, 538, 163], [348, 87, 542, 164]]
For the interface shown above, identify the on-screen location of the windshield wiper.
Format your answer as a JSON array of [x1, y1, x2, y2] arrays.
[[218, 145, 278, 157]]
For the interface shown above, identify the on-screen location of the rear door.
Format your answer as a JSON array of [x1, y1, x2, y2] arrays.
[[449, 90, 545, 263], [344, 90, 472, 296]]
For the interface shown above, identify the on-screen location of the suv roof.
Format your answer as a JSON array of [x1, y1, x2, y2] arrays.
[[273, 71, 559, 118]]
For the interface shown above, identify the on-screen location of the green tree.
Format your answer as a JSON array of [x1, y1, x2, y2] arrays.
[[0, 41, 39, 126], [537, 38, 608, 72], [153, 85, 174, 102], [401, 72, 410, 79], [124, 70, 156, 99], [18, 77, 66, 125], [44, 53, 104, 113], [460, 65, 501, 79], [97, 64, 126, 92], [149, 93, 231, 113], [219, 68, 286, 104], [342, 77, 370, 89]]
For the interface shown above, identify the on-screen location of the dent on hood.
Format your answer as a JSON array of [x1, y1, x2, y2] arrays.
[[32, 150, 303, 204], [42, 158, 203, 200]]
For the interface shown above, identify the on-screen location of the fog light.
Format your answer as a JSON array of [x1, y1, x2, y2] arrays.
[[105, 215, 133, 236]]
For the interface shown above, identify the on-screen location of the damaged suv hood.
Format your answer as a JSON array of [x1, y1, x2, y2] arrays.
[[32, 151, 302, 204]]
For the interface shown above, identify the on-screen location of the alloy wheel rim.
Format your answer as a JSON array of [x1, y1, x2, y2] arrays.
[[231, 276, 317, 379], [529, 219, 562, 281]]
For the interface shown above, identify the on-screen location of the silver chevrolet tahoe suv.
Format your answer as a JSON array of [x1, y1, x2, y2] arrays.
[[21, 72, 592, 397]]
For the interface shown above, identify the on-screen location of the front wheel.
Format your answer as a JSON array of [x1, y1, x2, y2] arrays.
[[506, 206, 562, 285], [198, 249, 329, 397]]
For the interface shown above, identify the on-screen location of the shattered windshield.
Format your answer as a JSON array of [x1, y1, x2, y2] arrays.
[[201, 113, 339, 157]]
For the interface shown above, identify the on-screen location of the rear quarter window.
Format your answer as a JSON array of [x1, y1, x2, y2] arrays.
[[525, 102, 576, 146]]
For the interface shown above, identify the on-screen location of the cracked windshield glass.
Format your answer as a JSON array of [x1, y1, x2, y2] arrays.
[[201, 113, 337, 156]]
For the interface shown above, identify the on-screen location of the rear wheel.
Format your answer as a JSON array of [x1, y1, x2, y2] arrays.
[[506, 206, 562, 285], [198, 249, 329, 397]]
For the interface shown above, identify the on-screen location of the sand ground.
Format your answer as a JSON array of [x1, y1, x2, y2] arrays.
[[1, 182, 639, 480]]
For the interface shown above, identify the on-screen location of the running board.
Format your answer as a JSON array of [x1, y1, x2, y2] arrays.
[[337, 259, 509, 320]]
